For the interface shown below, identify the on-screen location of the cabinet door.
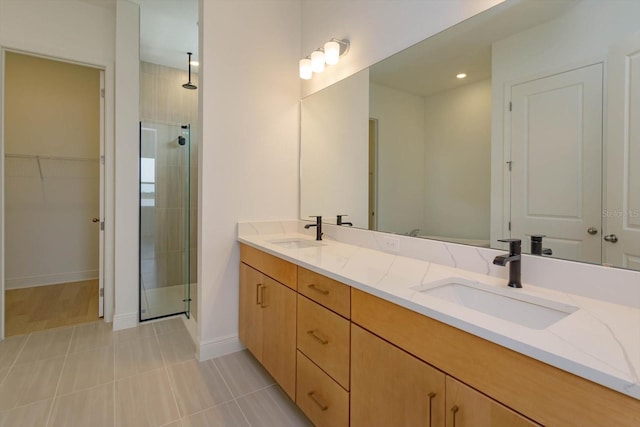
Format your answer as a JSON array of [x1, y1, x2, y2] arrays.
[[351, 324, 445, 427], [446, 377, 540, 427], [239, 263, 263, 359], [261, 275, 297, 400]]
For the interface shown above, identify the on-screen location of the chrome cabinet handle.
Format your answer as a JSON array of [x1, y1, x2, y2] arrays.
[[604, 234, 619, 243], [307, 284, 329, 295], [587, 227, 598, 235], [451, 405, 459, 427], [307, 330, 329, 345], [307, 391, 328, 411], [427, 392, 436, 427]]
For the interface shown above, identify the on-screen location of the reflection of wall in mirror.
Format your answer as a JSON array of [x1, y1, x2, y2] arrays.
[[370, 79, 491, 239], [300, 70, 369, 227]]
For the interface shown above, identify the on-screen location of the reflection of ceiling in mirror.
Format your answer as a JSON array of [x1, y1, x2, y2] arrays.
[[369, 0, 578, 97]]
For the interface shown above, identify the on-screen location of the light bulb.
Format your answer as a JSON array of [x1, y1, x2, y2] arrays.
[[456, 73, 467, 79], [324, 41, 340, 65], [311, 50, 325, 73], [299, 58, 312, 80]]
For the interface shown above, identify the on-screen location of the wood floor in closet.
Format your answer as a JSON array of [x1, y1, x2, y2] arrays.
[[5, 279, 99, 336]]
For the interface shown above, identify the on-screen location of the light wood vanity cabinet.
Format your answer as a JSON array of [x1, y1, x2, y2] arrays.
[[295, 268, 351, 427], [445, 377, 540, 427], [351, 324, 445, 427], [239, 246, 640, 427], [239, 246, 297, 400]]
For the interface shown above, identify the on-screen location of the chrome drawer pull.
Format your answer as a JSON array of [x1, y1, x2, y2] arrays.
[[307, 330, 329, 345], [308, 284, 329, 295], [307, 391, 329, 411]]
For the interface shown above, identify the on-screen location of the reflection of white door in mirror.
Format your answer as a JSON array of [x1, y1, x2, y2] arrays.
[[605, 32, 640, 271], [510, 63, 603, 264]]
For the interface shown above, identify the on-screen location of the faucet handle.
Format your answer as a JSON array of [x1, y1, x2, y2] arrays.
[[498, 238, 521, 255]]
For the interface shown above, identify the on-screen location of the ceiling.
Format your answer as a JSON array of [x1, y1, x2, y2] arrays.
[[77, 0, 198, 71]]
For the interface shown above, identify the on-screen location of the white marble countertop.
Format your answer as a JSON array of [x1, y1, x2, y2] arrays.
[[238, 230, 640, 400]]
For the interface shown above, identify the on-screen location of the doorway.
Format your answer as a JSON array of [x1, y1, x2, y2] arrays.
[[2, 51, 104, 336]]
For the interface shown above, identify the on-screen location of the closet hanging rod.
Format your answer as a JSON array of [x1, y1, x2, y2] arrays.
[[5, 153, 99, 162]]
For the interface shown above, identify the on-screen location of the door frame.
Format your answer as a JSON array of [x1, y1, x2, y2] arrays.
[[0, 48, 113, 339]]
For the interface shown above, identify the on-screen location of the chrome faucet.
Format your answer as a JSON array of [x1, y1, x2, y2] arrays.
[[493, 238, 522, 288], [304, 216, 323, 241], [337, 215, 353, 226], [530, 235, 552, 256]]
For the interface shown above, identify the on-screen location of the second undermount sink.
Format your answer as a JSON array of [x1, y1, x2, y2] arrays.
[[411, 277, 578, 330], [268, 238, 326, 249]]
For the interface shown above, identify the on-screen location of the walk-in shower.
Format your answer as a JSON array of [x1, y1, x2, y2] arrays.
[[139, 122, 191, 321]]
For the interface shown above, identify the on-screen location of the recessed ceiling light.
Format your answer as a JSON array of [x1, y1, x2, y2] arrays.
[[456, 73, 467, 79]]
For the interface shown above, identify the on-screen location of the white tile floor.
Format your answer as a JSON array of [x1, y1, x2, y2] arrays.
[[0, 317, 312, 427]]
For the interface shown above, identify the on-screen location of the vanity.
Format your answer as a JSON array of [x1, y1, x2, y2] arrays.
[[237, 222, 640, 427]]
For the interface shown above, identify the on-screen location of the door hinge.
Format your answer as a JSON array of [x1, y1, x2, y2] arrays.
[[100, 221, 105, 231], [506, 160, 513, 171], [100, 88, 105, 98], [508, 221, 512, 231], [100, 155, 105, 165], [509, 101, 512, 111], [99, 288, 104, 297]]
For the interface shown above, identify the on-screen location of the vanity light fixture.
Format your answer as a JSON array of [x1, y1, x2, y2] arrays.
[[456, 73, 467, 79], [299, 38, 350, 79], [299, 58, 313, 80]]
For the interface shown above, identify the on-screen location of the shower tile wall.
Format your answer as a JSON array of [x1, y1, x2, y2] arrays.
[[140, 61, 198, 320]]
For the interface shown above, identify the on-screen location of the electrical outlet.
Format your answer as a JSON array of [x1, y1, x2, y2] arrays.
[[379, 236, 400, 253]]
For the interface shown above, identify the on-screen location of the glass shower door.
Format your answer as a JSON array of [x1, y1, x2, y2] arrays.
[[139, 122, 190, 321]]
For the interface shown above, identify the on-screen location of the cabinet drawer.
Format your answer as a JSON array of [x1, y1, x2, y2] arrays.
[[240, 243, 297, 290], [296, 351, 349, 427], [298, 267, 350, 318], [297, 295, 350, 389]]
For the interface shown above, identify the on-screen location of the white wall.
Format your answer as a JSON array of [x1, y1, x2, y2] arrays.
[[370, 83, 425, 234], [423, 79, 491, 240], [197, 0, 301, 359], [301, 70, 369, 228], [489, 0, 640, 246], [194, 0, 505, 360], [113, 0, 140, 330], [301, 0, 505, 97], [0, 0, 117, 329]]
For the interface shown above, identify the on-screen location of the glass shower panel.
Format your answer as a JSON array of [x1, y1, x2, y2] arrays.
[[139, 122, 190, 321]]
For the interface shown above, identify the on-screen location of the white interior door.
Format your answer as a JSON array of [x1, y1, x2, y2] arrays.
[[605, 32, 640, 271], [510, 63, 603, 263]]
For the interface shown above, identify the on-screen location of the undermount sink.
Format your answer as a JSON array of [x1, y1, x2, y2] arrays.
[[411, 277, 578, 330], [268, 238, 326, 249]]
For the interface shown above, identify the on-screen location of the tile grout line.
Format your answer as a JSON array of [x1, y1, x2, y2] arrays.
[[0, 332, 31, 387], [210, 357, 266, 427], [43, 324, 76, 427], [112, 328, 117, 427], [209, 357, 253, 424], [156, 322, 184, 424]]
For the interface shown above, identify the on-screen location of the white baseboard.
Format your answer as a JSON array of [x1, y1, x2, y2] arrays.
[[113, 312, 138, 331], [5, 270, 98, 289], [197, 334, 244, 361]]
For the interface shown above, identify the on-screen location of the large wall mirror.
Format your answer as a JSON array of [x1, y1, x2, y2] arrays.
[[300, 0, 640, 271]]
